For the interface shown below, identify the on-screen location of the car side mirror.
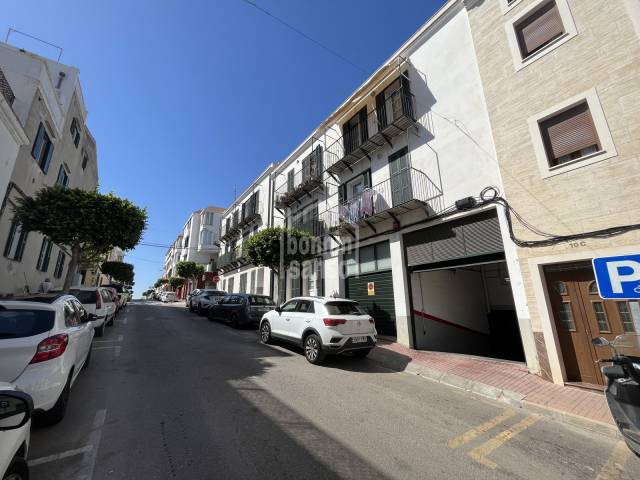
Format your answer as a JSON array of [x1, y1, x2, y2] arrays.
[[0, 391, 33, 431], [83, 313, 97, 323], [592, 337, 610, 347], [275, 306, 282, 314]]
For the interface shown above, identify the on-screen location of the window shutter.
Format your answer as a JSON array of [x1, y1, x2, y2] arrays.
[[287, 170, 294, 192], [540, 102, 600, 163], [358, 107, 369, 144], [376, 91, 387, 130], [364, 170, 372, 189], [518, 2, 564, 57], [338, 184, 346, 204], [3, 220, 18, 257], [42, 143, 54, 173], [400, 71, 413, 119]]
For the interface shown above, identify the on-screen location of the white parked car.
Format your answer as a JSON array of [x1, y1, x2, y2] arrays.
[[0, 384, 33, 480], [69, 286, 116, 337], [259, 297, 377, 364], [161, 292, 177, 303], [0, 294, 95, 426]]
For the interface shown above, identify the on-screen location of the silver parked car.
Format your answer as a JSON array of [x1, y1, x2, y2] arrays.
[[190, 290, 226, 316]]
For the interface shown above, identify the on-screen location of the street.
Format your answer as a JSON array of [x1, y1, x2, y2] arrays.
[[26, 301, 640, 480]]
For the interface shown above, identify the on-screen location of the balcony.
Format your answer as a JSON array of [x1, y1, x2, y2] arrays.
[[291, 215, 327, 237], [274, 146, 324, 209], [217, 246, 247, 273], [325, 83, 416, 176], [332, 167, 443, 234], [220, 211, 241, 242], [0, 68, 15, 106], [239, 200, 262, 228]]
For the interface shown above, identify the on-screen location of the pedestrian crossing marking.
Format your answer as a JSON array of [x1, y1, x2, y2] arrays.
[[448, 408, 517, 449]]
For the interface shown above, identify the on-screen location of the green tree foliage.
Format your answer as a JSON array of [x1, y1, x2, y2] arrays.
[[175, 261, 204, 286], [168, 277, 185, 289], [14, 187, 147, 291], [243, 227, 316, 303], [101, 261, 134, 285], [154, 278, 168, 288], [243, 227, 316, 274]]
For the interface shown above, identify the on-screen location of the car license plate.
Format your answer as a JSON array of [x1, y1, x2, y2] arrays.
[[352, 336, 367, 344]]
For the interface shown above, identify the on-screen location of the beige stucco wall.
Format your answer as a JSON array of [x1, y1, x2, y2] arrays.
[[466, 0, 640, 382]]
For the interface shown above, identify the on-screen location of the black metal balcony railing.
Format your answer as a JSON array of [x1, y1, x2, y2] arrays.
[[217, 246, 246, 272], [0, 68, 15, 107], [291, 216, 326, 237], [239, 200, 262, 227], [275, 146, 324, 209], [333, 167, 443, 232], [325, 84, 415, 175], [220, 211, 242, 242]]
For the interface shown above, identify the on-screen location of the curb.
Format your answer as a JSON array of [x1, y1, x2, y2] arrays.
[[376, 352, 620, 440]]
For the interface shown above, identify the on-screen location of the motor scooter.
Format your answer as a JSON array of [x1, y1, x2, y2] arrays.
[[593, 334, 640, 456]]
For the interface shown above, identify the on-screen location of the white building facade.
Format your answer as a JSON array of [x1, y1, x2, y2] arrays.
[[0, 44, 99, 296]]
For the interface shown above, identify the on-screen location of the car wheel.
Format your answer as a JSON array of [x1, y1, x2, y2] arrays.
[[230, 314, 239, 329], [107, 315, 114, 326], [304, 334, 326, 365], [83, 343, 92, 369], [95, 321, 105, 337], [260, 321, 272, 344], [36, 371, 72, 426], [197, 304, 203, 316], [353, 348, 371, 358], [3, 457, 28, 480]]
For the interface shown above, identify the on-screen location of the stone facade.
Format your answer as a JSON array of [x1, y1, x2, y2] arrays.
[[466, 0, 640, 382]]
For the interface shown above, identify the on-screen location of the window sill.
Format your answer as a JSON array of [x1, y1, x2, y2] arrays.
[[542, 149, 616, 178], [516, 32, 574, 72], [501, 0, 526, 15]]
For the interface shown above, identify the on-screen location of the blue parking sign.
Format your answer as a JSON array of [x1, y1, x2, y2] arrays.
[[592, 254, 640, 299]]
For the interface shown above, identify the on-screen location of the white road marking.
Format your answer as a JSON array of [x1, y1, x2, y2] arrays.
[[28, 445, 93, 466], [91, 346, 116, 350], [76, 409, 107, 480], [122, 317, 128, 325]]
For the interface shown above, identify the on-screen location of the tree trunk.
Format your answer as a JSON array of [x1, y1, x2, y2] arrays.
[[63, 244, 82, 293], [276, 269, 286, 306]]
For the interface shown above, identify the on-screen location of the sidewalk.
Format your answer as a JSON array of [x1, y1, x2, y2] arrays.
[[372, 340, 617, 437]]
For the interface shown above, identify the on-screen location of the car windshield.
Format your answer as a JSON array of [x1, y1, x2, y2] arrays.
[[69, 290, 97, 304], [249, 296, 275, 306], [0, 308, 55, 338], [324, 302, 367, 315]]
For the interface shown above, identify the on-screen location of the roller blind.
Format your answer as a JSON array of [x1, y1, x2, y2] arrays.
[[540, 102, 600, 164], [517, 2, 564, 57]]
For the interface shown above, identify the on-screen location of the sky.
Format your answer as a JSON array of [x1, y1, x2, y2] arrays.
[[3, 0, 445, 297]]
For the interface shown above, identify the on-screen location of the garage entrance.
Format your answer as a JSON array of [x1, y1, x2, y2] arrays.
[[544, 262, 639, 386], [404, 209, 525, 362], [411, 260, 525, 361]]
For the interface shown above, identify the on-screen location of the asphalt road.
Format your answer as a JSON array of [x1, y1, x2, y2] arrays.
[[26, 301, 640, 480]]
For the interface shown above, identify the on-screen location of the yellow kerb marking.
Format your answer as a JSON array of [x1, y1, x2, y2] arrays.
[[596, 442, 630, 480], [468, 414, 539, 469], [448, 408, 517, 449]]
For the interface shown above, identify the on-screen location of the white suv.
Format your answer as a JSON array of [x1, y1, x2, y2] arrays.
[[259, 297, 377, 364], [69, 286, 116, 337], [0, 294, 94, 426]]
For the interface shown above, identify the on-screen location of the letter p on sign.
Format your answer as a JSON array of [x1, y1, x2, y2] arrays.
[[593, 255, 640, 299]]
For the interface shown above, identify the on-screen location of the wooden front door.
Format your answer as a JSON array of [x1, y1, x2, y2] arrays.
[[545, 265, 639, 386]]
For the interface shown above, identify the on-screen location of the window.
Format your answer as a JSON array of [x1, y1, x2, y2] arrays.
[[31, 123, 54, 173], [53, 251, 66, 279], [553, 281, 567, 295], [3, 219, 29, 261], [227, 277, 234, 293], [64, 301, 80, 327], [297, 300, 315, 314], [505, 0, 577, 70], [558, 302, 576, 331], [515, 1, 564, 58], [325, 302, 367, 316], [70, 118, 81, 148], [201, 230, 214, 246], [0, 309, 55, 339], [592, 302, 610, 333], [202, 212, 215, 225], [588, 281, 599, 295], [239, 273, 247, 293], [539, 102, 600, 168], [528, 89, 617, 178], [616, 302, 637, 333], [281, 300, 299, 312], [56, 165, 69, 188], [36, 237, 53, 272], [81, 153, 89, 170], [343, 241, 392, 276]]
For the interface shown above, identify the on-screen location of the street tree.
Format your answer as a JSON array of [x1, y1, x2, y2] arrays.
[[243, 227, 316, 303], [154, 278, 168, 288], [13, 186, 147, 292], [175, 261, 204, 291], [168, 277, 185, 290], [101, 261, 134, 285]]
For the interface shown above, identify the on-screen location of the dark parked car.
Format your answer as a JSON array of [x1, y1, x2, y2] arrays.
[[190, 290, 226, 315], [207, 294, 276, 328]]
